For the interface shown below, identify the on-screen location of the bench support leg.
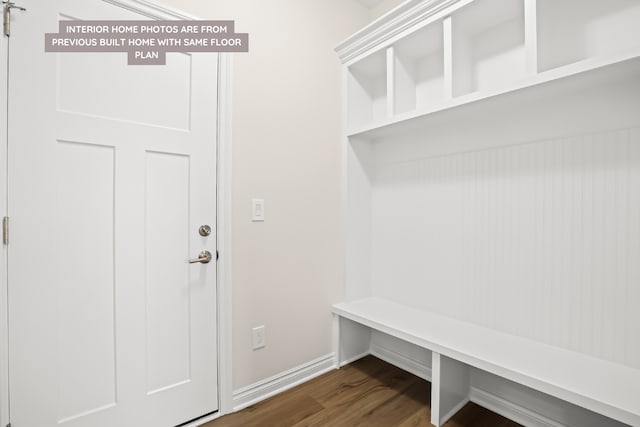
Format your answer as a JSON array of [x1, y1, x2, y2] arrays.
[[430, 352, 470, 426], [333, 314, 371, 368]]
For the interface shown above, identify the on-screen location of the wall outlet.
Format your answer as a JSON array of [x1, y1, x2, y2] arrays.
[[252, 325, 265, 350]]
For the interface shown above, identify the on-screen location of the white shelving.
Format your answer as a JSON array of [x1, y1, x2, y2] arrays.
[[392, 20, 445, 114], [537, 0, 640, 72], [334, 298, 640, 427], [343, 0, 640, 134], [451, 0, 527, 97], [336, 1, 640, 426], [347, 50, 388, 129]]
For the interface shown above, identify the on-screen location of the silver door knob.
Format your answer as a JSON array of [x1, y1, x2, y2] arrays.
[[189, 250, 212, 264]]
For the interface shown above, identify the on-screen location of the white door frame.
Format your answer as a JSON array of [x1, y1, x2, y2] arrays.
[[1, 17, 9, 427], [0, 0, 234, 424]]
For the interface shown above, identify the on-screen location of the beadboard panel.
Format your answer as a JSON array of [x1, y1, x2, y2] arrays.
[[371, 127, 640, 368]]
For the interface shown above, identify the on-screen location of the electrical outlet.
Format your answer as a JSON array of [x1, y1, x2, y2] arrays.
[[252, 325, 265, 350]]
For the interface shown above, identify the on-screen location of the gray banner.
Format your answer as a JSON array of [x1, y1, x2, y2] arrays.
[[45, 20, 249, 65]]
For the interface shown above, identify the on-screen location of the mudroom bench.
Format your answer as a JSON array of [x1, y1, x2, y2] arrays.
[[333, 298, 640, 427]]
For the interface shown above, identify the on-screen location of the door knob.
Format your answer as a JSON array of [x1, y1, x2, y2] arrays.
[[189, 250, 213, 264]]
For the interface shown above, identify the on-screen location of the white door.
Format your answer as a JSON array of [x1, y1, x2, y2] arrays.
[[6, 1, 219, 426]]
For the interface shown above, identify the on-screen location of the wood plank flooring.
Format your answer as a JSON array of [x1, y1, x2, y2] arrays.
[[204, 356, 521, 427]]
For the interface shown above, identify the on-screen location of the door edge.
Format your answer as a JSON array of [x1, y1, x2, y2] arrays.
[[216, 51, 233, 416], [0, 28, 9, 427]]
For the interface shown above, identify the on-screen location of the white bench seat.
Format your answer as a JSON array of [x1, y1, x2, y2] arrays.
[[333, 297, 640, 426]]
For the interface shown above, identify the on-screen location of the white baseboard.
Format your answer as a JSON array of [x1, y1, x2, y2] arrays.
[[470, 387, 564, 427], [370, 343, 432, 381], [232, 353, 336, 412], [339, 351, 370, 367], [441, 397, 470, 425]]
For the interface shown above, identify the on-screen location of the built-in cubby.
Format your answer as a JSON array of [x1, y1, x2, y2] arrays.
[[537, 0, 640, 72], [336, 0, 640, 426], [451, 0, 527, 97], [347, 50, 387, 130], [392, 20, 445, 115]]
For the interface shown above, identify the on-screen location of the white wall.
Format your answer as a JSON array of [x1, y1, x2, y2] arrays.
[[369, 0, 406, 20], [153, 0, 370, 391]]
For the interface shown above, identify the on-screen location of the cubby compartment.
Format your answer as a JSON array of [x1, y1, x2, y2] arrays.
[[347, 50, 387, 130], [452, 0, 526, 97], [537, 0, 640, 72], [392, 20, 445, 115]]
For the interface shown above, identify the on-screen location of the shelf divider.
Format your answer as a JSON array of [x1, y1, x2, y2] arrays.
[[443, 15, 454, 101], [524, 0, 538, 74], [386, 46, 396, 118]]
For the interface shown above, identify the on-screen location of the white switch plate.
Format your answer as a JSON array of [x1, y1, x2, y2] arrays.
[[252, 325, 265, 350], [252, 198, 265, 221]]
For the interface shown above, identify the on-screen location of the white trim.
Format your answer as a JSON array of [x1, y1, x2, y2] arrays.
[[216, 52, 233, 416], [339, 352, 370, 368], [369, 343, 432, 382], [335, 0, 463, 64], [0, 30, 9, 427], [470, 387, 564, 427], [232, 354, 336, 412], [441, 397, 470, 425]]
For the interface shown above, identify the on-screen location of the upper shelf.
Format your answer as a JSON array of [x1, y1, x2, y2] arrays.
[[341, 0, 640, 139], [348, 48, 640, 140]]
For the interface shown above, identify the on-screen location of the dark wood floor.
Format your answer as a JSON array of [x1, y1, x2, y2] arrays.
[[204, 356, 521, 427]]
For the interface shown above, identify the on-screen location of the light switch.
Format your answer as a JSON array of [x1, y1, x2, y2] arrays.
[[252, 198, 265, 221]]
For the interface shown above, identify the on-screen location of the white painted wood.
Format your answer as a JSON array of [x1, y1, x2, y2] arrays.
[[431, 352, 469, 426], [470, 387, 567, 427], [0, 30, 8, 427], [336, 0, 472, 65], [451, 0, 527, 96], [370, 330, 432, 380], [345, 139, 374, 302], [369, 343, 432, 382], [370, 127, 640, 368], [524, 0, 537, 74], [442, 16, 453, 101], [392, 19, 445, 114], [347, 50, 388, 129], [232, 354, 335, 412], [216, 52, 234, 416], [470, 370, 628, 427], [338, 1, 640, 425], [6, 1, 218, 426], [334, 315, 371, 367], [333, 298, 640, 426], [536, 0, 640, 72], [145, 151, 192, 394], [386, 46, 396, 116], [430, 353, 442, 427], [348, 50, 640, 138]]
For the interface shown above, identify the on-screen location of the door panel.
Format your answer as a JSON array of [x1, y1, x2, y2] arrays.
[[145, 151, 192, 394], [57, 50, 193, 130], [7, 1, 218, 426], [57, 141, 117, 423]]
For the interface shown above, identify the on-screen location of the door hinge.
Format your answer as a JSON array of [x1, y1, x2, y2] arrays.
[[3, 1, 27, 37], [3, 216, 8, 245]]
